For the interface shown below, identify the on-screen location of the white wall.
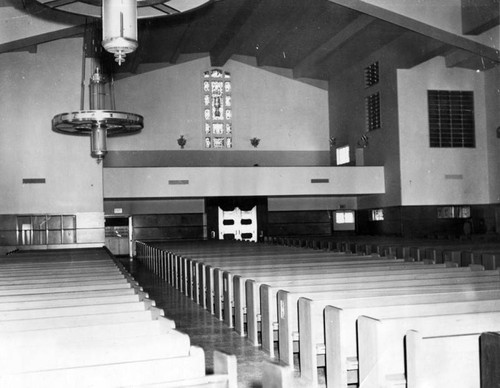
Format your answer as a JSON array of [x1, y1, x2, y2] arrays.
[[398, 57, 489, 206], [110, 56, 329, 152], [0, 5, 76, 45], [104, 166, 385, 198], [0, 38, 104, 244]]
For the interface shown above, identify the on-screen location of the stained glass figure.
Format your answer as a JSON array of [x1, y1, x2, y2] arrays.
[[203, 69, 232, 148]]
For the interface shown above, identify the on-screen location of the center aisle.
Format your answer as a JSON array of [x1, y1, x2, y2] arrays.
[[121, 259, 319, 388]]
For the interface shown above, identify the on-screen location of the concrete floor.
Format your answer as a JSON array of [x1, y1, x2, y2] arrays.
[[123, 258, 320, 388]]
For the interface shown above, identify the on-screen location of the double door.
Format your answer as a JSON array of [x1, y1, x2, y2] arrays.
[[218, 206, 257, 242]]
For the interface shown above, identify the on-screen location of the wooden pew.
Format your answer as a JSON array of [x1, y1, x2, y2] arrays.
[[233, 262, 445, 338], [187, 251, 374, 304], [406, 330, 480, 388], [204, 255, 392, 319], [357, 312, 500, 387], [480, 331, 500, 388], [318, 292, 500, 386], [1, 329, 192, 373], [247, 264, 470, 352], [0, 287, 147, 303], [0, 346, 229, 388], [277, 284, 500, 375], [270, 269, 499, 363], [319, 290, 500, 388]]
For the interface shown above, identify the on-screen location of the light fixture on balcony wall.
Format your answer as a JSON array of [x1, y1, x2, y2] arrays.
[[250, 137, 260, 148], [177, 135, 187, 149], [34, 0, 213, 65], [357, 134, 369, 148]]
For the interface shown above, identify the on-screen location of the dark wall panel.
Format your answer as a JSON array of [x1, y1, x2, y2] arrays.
[[357, 205, 499, 239], [133, 213, 204, 240], [268, 210, 331, 237]]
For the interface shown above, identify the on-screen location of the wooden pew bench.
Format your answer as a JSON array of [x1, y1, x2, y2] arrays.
[[1, 327, 191, 374], [277, 282, 500, 373], [185, 251, 379, 304], [0, 346, 229, 388], [480, 331, 500, 388], [0, 287, 148, 304], [246, 264, 470, 353], [358, 311, 500, 387], [315, 290, 500, 388], [0, 297, 158, 321], [267, 268, 498, 362], [244, 260, 469, 348], [317, 294, 500, 388], [231, 261, 436, 337], [0, 291, 149, 311], [202, 255, 391, 319], [0, 272, 127, 286], [406, 327, 493, 388]]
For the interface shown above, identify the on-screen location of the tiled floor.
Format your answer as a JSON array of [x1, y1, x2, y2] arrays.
[[122, 259, 318, 388]]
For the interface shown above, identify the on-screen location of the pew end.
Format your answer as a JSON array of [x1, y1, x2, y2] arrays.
[[262, 360, 294, 388], [480, 331, 500, 388]]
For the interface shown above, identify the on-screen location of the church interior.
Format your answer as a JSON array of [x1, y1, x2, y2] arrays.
[[1, 0, 500, 386]]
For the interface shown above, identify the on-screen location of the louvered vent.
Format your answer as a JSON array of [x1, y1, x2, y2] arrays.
[[428, 90, 475, 148], [364, 61, 379, 88], [366, 92, 381, 131]]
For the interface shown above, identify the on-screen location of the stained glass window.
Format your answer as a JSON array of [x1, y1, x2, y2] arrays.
[[203, 69, 232, 148]]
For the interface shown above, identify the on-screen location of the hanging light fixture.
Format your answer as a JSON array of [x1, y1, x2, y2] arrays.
[[52, 65, 144, 163], [101, 0, 138, 65], [34, 0, 213, 65], [36, 0, 212, 161]]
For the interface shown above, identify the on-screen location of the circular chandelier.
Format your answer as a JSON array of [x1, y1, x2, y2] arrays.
[[41, 0, 212, 162], [35, 0, 212, 65]]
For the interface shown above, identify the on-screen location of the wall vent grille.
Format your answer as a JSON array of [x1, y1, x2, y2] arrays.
[[428, 90, 475, 148]]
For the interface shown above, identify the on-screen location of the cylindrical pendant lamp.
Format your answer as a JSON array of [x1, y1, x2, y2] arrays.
[[102, 0, 139, 65]]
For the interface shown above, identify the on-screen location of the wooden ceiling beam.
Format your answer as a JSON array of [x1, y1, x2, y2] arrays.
[[209, 0, 264, 67], [0, 25, 85, 54], [169, 16, 195, 64], [445, 48, 499, 70], [254, 0, 310, 67], [293, 14, 375, 79], [329, 0, 500, 65]]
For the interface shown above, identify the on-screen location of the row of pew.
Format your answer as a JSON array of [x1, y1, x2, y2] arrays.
[[136, 239, 500, 387], [266, 235, 500, 270], [0, 247, 238, 387]]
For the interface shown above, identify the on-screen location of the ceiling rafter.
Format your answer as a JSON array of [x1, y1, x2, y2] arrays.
[[0, 25, 85, 54], [255, 0, 315, 67], [329, 0, 500, 65], [209, 0, 264, 67], [169, 15, 195, 64], [293, 14, 375, 79], [319, 20, 408, 78]]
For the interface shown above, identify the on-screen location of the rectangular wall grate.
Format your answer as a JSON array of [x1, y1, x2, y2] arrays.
[[445, 174, 463, 180], [311, 179, 329, 184], [22, 178, 46, 184], [168, 180, 189, 185], [428, 90, 475, 148]]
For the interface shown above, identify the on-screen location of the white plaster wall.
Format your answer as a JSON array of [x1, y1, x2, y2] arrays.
[[0, 38, 104, 215], [103, 166, 385, 198], [110, 56, 329, 151], [397, 57, 489, 206], [0, 5, 75, 45]]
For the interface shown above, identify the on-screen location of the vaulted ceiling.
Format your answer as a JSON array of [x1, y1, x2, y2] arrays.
[[2, 0, 499, 80]]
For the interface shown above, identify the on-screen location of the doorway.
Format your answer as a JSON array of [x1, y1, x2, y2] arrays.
[[205, 197, 268, 242], [218, 206, 257, 242]]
